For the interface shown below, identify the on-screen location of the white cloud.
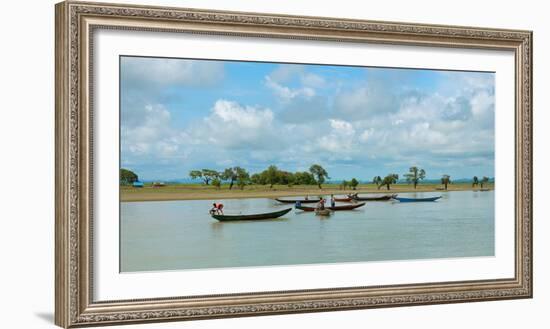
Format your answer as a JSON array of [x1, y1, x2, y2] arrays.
[[120, 60, 495, 180], [121, 104, 190, 160], [318, 119, 356, 153], [360, 128, 374, 142], [329, 119, 354, 132], [264, 76, 315, 100], [263, 66, 330, 123], [301, 72, 326, 88], [211, 99, 274, 128], [267, 65, 304, 83], [333, 84, 400, 120], [121, 57, 224, 89], [195, 100, 276, 149]]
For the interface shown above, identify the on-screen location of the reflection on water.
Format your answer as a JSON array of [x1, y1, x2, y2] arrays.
[[121, 190, 494, 272]]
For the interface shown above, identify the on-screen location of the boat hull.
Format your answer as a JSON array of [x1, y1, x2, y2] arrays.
[[275, 198, 320, 204], [296, 202, 366, 212], [350, 194, 396, 201], [393, 196, 442, 202], [334, 197, 353, 202], [211, 208, 292, 221]]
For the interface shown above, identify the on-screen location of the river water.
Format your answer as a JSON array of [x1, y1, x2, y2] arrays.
[[120, 190, 494, 272]]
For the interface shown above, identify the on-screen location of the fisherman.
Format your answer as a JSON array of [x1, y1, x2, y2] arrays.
[[209, 203, 218, 215], [317, 197, 326, 210], [330, 194, 336, 208], [210, 203, 224, 215]]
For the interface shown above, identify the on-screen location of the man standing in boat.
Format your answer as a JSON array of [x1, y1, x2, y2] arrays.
[[330, 194, 336, 208]]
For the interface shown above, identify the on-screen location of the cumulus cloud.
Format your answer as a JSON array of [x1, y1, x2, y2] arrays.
[[120, 57, 226, 177], [264, 76, 315, 100], [263, 65, 331, 123], [333, 82, 401, 120], [121, 56, 224, 90], [301, 72, 326, 88], [121, 103, 190, 163], [318, 119, 356, 153], [192, 100, 277, 150], [267, 65, 304, 83], [120, 57, 495, 180]]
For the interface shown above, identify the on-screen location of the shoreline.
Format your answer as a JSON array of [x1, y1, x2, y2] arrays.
[[120, 183, 494, 202]]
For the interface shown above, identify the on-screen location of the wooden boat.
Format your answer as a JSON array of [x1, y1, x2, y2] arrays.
[[334, 196, 353, 202], [211, 208, 292, 222], [393, 196, 442, 202], [349, 194, 396, 201], [275, 198, 320, 204], [315, 209, 331, 216], [296, 202, 366, 212]]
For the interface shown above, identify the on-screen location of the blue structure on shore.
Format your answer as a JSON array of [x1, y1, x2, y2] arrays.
[[132, 181, 144, 188]]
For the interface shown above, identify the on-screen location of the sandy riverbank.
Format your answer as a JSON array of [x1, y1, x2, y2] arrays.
[[120, 183, 494, 202]]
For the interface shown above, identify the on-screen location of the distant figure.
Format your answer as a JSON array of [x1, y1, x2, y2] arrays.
[[305, 195, 309, 200], [210, 203, 224, 215], [330, 194, 335, 208], [209, 203, 218, 215], [317, 197, 326, 210], [295, 200, 302, 208]]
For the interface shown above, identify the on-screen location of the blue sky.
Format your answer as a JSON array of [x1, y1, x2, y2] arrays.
[[120, 56, 495, 181]]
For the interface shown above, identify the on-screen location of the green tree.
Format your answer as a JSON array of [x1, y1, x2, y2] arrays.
[[235, 167, 250, 190], [263, 165, 279, 188], [350, 178, 359, 190], [381, 174, 399, 190], [481, 176, 490, 188], [189, 169, 219, 185], [404, 166, 426, 189], [120, 168, 138, 185], [221, 168, 236, 189], [472, 176, 479, 187], [441, 174, 451, 190], [309, 164, 329, 189], [189, 170, 203, 183], [250, 173, 263, 185], [221, 167, 247, 190], [340, 180, 349, 190], [277, 171, 295, 187], [372, 176, 383, 189], [294, 171, 315, 185], [212, 177, 221, 189]]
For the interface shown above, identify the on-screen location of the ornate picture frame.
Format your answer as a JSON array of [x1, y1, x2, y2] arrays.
[[55, 1, 532, 327]]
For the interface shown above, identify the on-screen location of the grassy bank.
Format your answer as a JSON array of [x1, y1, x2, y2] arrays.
[[120, 182, 494, 202]]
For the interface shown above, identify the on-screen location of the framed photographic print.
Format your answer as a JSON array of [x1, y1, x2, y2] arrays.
[[55, 1, 533, 327]]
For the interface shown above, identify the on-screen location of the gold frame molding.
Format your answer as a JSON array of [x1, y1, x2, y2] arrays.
[[55, 1, 533, 327]]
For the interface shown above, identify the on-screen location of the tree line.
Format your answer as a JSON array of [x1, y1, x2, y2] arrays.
[[370, 167, 492, 190], [189, 164, 330, 190], [120, 166, 493, 191]]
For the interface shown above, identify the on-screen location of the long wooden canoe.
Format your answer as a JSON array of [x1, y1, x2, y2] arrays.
[[296, 202, 366, 212], [349, 194, 396, 201], [275, 198, 320, 204], [334, 196, 353, 202], [393, 196, 441, 202], [211, 208, 292, 221]]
